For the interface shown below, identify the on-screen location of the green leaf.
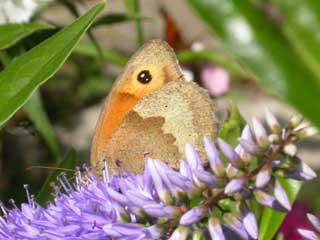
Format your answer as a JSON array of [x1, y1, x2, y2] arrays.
[[219, 102, 246, 146], [0, 23, 52, 50], [259, 178, 302, 240], [187, 0, 320, 129], [177, 50, 248, 78], [74, 42, 128, 66], [123, 0, 144, 46], [272, 0, 320, 82], [36, 149, 77, 205], [24, 90, 60, 160], [0, 1, 106, 128], [93, 13, 147, 27]]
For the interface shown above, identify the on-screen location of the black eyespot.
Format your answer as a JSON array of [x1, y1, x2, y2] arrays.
[[137, 70, 152, 84]]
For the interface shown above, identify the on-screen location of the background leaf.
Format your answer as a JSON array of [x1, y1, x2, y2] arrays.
[[36, 149, 77, 205], [177, 50, 248, 78], [122, 0, 144, 46], [23, 90, 60, 161], [187, 0, 320, 129], [259, 179, 302, 240], [0, 23, 52, 50], [0, 1, 105, 128], [74, 42, 128, 66], [272, 0, 320, 80], [92, 13, 147, 28], [219, 102, 246, 146]]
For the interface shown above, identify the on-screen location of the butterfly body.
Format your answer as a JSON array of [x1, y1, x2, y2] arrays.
[[91, 40, 217, 174]]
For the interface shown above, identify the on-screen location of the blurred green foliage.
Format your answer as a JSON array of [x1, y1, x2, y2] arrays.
[[187, 0, 320, 130]]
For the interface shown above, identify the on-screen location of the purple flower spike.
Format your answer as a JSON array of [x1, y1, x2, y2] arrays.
[[208, 216, 225, 240], [265, 109, 281, 134], [255, 166, 271, 188], [238, 138, 259, 155], [179, 206, 206, 226], [218, 138, 244, 169], [169, 226, 190, 240], [274, 180, 291, 211], [252, 117, 269, 148], [225, 178, 245, 194], [297, 229, 318, 240], [243, 212, 258, 239], [204, 137, 225, 177], [223, 213, 249, 240], [307, 213, 320, 232], [185, 144, 203, 170]]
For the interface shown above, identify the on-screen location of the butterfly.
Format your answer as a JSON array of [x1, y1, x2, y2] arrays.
[[91, 39, 217, 174]]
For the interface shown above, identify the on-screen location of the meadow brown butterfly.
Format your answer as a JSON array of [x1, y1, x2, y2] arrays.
[[91, 39, 217, 174]]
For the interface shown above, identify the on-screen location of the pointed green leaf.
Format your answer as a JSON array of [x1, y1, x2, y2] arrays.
[[259, 179, 301, 240], [0, 1, 106, 127], [122, 0, 144, 46], [219, 102, 246, 146], [0, 23, 52, 50], [74, 42, 128, 66], [24, 90, 60, 160], [92, 13, 147, 27]]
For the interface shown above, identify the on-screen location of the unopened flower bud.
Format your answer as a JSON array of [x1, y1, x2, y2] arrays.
[[268, 133, 280, 143], [256, 165, 272, 188], [185, 144, 203, 170], [253, 190, 277, 210], [243, 212, 258, 239], [225, 178, 245, 194], [143, 203, 179, 218], [169, 226, 190, 240], [179, 206, 207, 226], [252, 117, 269, 148], [284, 143, 297, 157], [297, 229, 318, 240], [226, 164, 239, 178], [307, 213, 320, 232], [296, 126, 318, 138], [218, 138, 244, 169], [208, 216, 225, 240], [204, 137, 225, 177], [192, 229, 205, 240], [265, 109, 281, 134], [223, 213, 249, 239], [274, 180, 291, 211], [238, 138, 259, 155], [289, 115, 303, 128]]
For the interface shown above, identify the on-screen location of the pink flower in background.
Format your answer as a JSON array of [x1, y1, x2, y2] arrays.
[[278, 202, 314, 239], [201, 65, 230, 96]]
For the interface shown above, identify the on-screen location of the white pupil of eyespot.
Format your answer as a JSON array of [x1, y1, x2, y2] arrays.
[[141, 73, 146, 78]]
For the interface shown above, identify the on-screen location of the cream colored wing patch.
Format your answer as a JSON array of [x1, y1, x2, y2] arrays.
[[96, 81, 217, 174]]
